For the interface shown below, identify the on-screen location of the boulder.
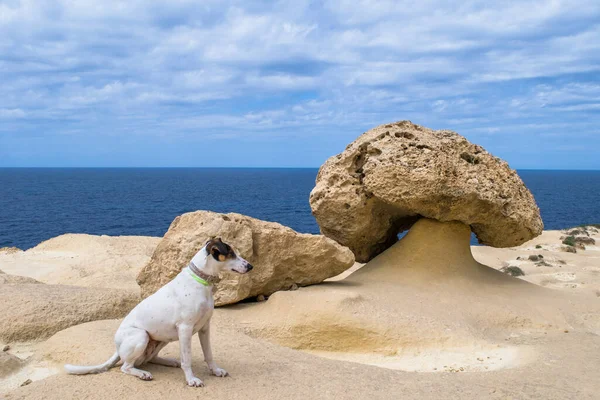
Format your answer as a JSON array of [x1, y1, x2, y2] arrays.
[[0, 351, 23, 378], [310, 120, 543, 262], [0, 284, 139, 342], [137, 211, 355, 305], [574, 236, 595, 246], [566, 229, 588, 237]]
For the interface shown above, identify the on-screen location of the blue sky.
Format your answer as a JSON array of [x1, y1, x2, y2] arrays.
[[1, 0, 599, 169]]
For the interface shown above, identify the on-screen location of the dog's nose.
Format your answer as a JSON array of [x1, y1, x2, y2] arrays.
[[246, 263, 254, 271]]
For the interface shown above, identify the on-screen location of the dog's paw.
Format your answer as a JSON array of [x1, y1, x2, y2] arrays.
[[187, 377, 205, 387], [211, 367, 229, 377], [139, 371, 153, 381]]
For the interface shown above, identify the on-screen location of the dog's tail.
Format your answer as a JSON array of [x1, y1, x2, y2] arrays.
[[64, 352, 120, 375]]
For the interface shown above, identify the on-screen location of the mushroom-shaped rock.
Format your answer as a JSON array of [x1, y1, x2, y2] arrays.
[[310, 120, 543, 262], [137, 211, 355, 305], [231, 123, 600, 373]]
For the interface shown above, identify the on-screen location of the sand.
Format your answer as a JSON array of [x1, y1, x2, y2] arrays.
[[230, 221, 599, 373], [1, 228, 600, 399], [472, 230, 600, 297], [4, 312, 600, 400]]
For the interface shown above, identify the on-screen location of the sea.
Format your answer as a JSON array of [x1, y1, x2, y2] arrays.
[[1, 169, 599, 250]]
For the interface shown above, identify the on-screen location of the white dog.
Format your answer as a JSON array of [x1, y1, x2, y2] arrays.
[[65, 237, 253, 387]]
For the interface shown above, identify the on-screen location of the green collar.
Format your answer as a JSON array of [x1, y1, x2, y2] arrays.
[[187, 267, 210, 286]]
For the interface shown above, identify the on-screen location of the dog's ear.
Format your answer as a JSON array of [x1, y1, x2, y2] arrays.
[[207, 238, 230, 262]]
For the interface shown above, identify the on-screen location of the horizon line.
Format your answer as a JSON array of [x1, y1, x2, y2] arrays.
[[1, 167, 600, 171]]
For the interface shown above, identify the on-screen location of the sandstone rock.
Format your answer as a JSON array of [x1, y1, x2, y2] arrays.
[[0, 247, 22, 254], [137, 211, 355, 305], [0, 273, 42, 285], [0, 284, 139, 342], [238, 218, 599, 371], [0, 351, 23, 378], [566, 229, 588, 237], [574, 236, 595, 246], [535, 260, 552, 267], [310, 121, 543, 262], [561, 245, 577, 254], [38, 320, 122, 367], [500, 266, 525, 277], [0, 234, 161, 291]]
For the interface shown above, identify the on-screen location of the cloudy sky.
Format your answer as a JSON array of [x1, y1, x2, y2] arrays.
[[1, 0, 599, 168]]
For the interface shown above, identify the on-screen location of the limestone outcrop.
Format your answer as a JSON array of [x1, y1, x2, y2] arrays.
[[0, 284, 139, 342], [310, 120, 543, 262], [137, 211, 355, 305]]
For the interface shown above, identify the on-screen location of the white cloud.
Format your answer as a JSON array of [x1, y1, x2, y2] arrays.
[[0, 108, 26, 118], [0, 0, 599, 159], [245, 74, 318, 90]]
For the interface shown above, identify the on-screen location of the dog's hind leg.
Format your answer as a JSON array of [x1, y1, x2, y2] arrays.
[[148, 342, 180, 367], [149, 356, 181, 368], [117, 327, 153, 381]]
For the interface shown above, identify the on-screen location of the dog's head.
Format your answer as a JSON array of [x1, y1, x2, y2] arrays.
[[204, 237, 253, 274]]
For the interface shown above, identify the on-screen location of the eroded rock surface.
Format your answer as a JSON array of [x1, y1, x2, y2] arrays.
[[0, 284, 138, 342], [137, 211, 355, 305], [310, 120, 543, 262]]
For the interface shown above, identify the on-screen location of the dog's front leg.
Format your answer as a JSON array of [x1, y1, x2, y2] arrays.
[[177, 324, 204, 387], [199, 321, 228, 377]]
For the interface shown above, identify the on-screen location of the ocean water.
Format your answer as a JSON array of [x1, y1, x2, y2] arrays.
[[0, 168, 598, 249]]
